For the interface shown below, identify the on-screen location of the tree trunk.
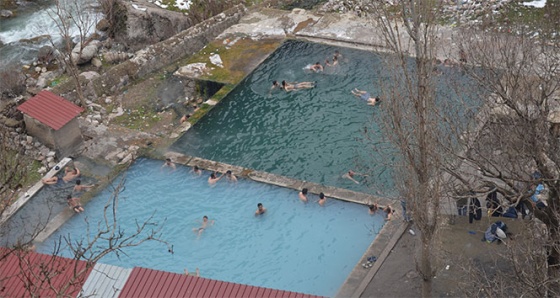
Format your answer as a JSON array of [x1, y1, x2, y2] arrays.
[[421, 237, 433, 298]]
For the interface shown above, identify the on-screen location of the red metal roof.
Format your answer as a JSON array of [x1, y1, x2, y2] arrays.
[[119, 267, 325, 298], [0, 248, 93, 297], [17, 90, 84, 130]]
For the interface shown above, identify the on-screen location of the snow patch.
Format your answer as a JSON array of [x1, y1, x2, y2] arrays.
[[522, 0, 546, 8]]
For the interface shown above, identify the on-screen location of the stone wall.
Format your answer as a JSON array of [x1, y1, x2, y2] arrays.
[[54, 4, 247, 102]]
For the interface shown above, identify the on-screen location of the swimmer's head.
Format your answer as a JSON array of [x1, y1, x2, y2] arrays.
[[315, 62, 320, 65], [66, 195, 72, 200], [76, 179, 81, 185], [282, 80, 287, 87], [272, 80, 278, 86], [203, 215, 208, 221], [166, 158, 172, 163], [301, 188, 308, 195], [194, 165, 199, 171], [210, 173, 216, 179], [257, 203, 263, 208], [375, 97, 381, 103], [319, 193, 325, 199], [226, 170, 232, 175]]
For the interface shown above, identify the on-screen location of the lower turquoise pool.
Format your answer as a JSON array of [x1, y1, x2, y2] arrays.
[[37, 159, 385, 297]]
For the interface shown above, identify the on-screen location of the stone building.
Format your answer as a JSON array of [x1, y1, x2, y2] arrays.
[[17, 90, 84, 157]]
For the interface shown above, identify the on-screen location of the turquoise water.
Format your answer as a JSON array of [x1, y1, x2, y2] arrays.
[[171, 40, 482, 197], [172, 40, 395, 196], [37, 159, 385, 297]]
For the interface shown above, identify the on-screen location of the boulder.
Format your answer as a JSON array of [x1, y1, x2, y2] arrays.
[[174, 63, 211, 78], [37, 45, 56, 65], [80, 71, 100, 81], [103, 51, 130, 64], [96, 18, 110, 31], [91, 57, 103, 68], [71, 40, 100, 65], [0, 10, 13, 18], [36, 71, 58, 89]]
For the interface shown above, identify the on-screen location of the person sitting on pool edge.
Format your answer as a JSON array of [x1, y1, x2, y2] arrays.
[[193, 215, 214, 236], [281, 80, 315, 92], [299, 188, 308, 203], [255, 203, 267, 215], [42, 176, 59, 185], [351, 88, 382, 106], [317, 192, 327, 206], [66, 195, 84, 213], [208, 172, 224, 185]]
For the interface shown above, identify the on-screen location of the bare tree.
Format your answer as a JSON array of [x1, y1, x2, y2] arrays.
[[46, 0, 98, 107], [370, 1, 452, 296], [1, 174, 169, 297], [454, 23, 560, 294]]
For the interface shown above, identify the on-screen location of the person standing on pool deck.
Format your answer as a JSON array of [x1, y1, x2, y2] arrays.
[[299, 188, 308, 203], [317, 193, 327, 206], [208, 172, 224, 185], [193, 215, 214, 236], [255, 203, 267, 215]]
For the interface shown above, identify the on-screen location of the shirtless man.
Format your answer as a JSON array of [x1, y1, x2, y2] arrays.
[[310, 62, 323, 72], [317, 193, 327, 206], [193, 215, 214, 236], [225, 170, 237, 183], [73, 180, 94, 192], [299, 188, 308, 203], [191, 165, 202, 176], [63, 167, 80, 182], [208, 172, 224, 185], [281, 80, 315, 92], [255, 203, 267, 215], [342, 170, 368, 184], [161, 158, 176, 171], [66, 195, 84, 213], [42, 176, 59, 185]]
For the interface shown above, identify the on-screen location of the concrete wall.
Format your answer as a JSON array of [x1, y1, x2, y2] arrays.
[[54, 4, 247, 103], [23, 115, 55, 148], [53, 117, 83, 157]]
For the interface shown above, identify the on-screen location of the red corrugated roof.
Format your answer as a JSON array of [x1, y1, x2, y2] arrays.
[[0, 248, 93, 297], [119, 267, 325, 298], [17, 90, 84, 130]]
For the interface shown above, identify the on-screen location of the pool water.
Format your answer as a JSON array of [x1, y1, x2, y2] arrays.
[[37, 159, 385, 297], [171, 40, 481, 197]]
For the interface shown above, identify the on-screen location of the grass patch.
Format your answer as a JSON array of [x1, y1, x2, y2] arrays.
[[112, 105, 162, 130], [185, 38, 282, 84]]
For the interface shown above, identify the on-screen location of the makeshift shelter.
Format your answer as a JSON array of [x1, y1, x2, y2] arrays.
[[17, 90, 84, 157]]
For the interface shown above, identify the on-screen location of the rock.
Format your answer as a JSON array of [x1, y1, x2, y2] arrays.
[[41, 67, 47, 73], [92, 114, 102, 120], [37, 45, 56, 65], [0, 10, 13, 18], [48, 161, 57, 168], [119, 153, 134, 164], [47, 151, 56, 157], [96, 18, 110, 31], [46, 156, 54, 163], [105, 97, 112, 104], [80, 71, 100, 81], [36, 71, 58, 89], [91, 57, 103, 68], [174, 63, 211, 78], [0, 116, 20, 128], [38, 166, 47, 174], [116, 150, 128, 160], [209, 53, 223, 68], [71, 40, 100, 65], [103, 51, 129, 64], [34, 67, 41, 73], [26, 136, 33, 143]]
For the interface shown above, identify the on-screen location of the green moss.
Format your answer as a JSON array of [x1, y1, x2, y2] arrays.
[[22, 160, 42, 186], [185, 38, 282, 85], [112, 105, 162, 130]]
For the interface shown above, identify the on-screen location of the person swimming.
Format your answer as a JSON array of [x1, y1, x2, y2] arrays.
[[193, 215, 214, 236], [255, 203, 267, 215], [299, 188, 308, 203], [281, 80, 315, 92], [351, 88, 382, 106], [310, 62, 323, 72]]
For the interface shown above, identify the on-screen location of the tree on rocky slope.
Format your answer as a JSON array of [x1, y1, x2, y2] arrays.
[[454, 22, 560, 294]]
